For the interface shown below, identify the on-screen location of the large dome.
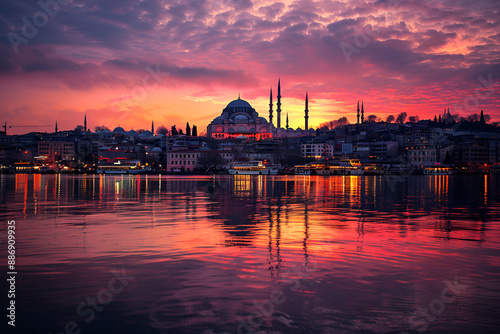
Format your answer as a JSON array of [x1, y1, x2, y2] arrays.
[[226, 98, 252, 109], [223, 97, 255, 114]]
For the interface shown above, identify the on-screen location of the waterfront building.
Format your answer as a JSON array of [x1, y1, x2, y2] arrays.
[[38, 141, 75, 162], [166, 149, 234, 172], [301, 141, 334, 159], [407, 146, 439, 166]]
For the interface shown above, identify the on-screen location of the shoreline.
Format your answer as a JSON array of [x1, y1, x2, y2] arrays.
[[0, 171, 495, 176]]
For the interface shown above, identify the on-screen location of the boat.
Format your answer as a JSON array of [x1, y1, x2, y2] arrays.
[[309, 163, 330, 175], [350, 168, 364, 175], [294, 164, 313, 175], [97, 161, 146, 174], [229, 161, 278, 175], [329, 159, 362, 175], [360, 165, 384, 175], [423, 167, 452, 175], [490, 165, 500, 174]]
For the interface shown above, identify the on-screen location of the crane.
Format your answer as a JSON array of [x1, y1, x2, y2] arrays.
[[2, 121, 52, 135]]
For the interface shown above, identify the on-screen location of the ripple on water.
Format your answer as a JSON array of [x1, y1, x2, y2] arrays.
[[1, 174, 499, 333]]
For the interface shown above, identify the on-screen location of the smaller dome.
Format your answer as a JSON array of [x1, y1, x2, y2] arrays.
[[126, 130, 138, 136], [102, 129, 111, 134], [212, 116, 224, 124], [139, 130, 153, 137], [233, 114, 249, 124], [151, 147, 162, 152], [113, 127, 125, 133]]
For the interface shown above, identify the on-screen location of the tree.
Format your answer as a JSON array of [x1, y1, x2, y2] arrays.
[[156, 125, 169, 135], [192, 125, 198, 137], [408, 115, 419, 123], [396, 112, 407, 124], [386, 115, 395, 123], [318, 120, 336, 130], [433, 115, 437, 122], [136, 129, 146, 134], [198, 152, 224, 171], [95, 125, 109, 132], [74, 125, 85, 132], [171, 125, 178, 136], [367, 115, 377, 123], [186, 122, 191, 136], [318, 117, 350, 130], [179, 129, 184, 135], [467, 113, 478, 122], [338, 117, 350, 127]]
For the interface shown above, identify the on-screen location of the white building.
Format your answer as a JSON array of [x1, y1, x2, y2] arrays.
[[38, 141, 75, 162], [301, 142, 334, 159], [407, 146, 438, 166]]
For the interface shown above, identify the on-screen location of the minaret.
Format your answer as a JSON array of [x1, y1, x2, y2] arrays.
[[84, 114, 87, 132], [269, 87, 273, 125], [151, 120, 154, 134], [277, 78, 282, 129], [55, 121, 58, 133], [286, 113, 289, 129], [357, 100, 360, 124], [361, 101, 364, 123], [304, 92, 309, 130]]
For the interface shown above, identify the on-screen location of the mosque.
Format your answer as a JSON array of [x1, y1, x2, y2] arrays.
[[206, 95, 273, 140], [206, 79, 315, 139]]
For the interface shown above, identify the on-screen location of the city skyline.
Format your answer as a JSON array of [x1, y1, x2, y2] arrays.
[[1, 0, 500, 135]]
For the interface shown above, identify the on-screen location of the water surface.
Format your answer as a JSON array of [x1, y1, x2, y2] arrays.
[[1, 174, 499, 333]]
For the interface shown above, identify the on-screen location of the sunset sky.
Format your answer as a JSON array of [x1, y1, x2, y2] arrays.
[[1, 0, 499, 134]]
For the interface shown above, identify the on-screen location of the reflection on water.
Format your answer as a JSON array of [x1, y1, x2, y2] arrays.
[[1, 174, 499, 333]]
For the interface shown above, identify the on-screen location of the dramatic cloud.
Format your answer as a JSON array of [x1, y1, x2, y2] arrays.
[[0, 0, 499, 133]]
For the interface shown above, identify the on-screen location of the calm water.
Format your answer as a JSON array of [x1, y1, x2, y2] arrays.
[[1, 174, 499, 333]]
